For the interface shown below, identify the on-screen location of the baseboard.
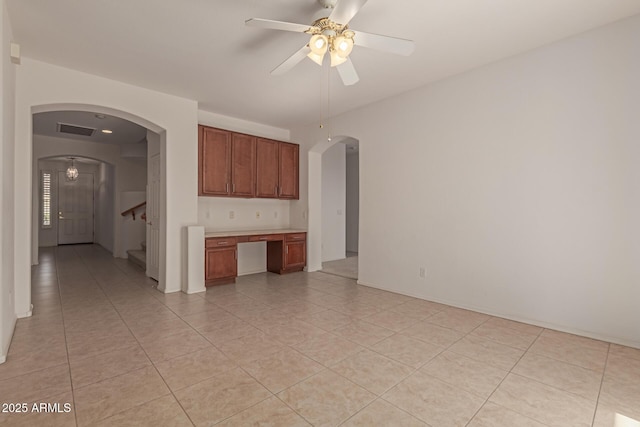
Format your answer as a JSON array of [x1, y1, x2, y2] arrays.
[[184, 287, 206, 294], [0, 314, 17, 364], [357, 279, 640, 350], [16, 304, 34, 319], [238, 268, 268, 276]]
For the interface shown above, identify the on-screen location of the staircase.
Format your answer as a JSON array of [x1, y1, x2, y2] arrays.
[[127, 241, 146, 270]]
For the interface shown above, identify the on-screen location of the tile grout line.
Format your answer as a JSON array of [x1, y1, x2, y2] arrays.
[[214, 279, 415, 425], [462, 324, 549, 427], [590, 343, 611, 427], [54, 246, 80, 427], [71, 246, 197, 427]]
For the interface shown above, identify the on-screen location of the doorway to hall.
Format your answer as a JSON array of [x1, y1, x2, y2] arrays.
[[320, 137, 359, 280], [33, 109, 162, 282]]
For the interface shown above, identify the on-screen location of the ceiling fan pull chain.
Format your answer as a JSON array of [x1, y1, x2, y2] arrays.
[[319, 63, 324, 129], [327, 63, 332, 142]]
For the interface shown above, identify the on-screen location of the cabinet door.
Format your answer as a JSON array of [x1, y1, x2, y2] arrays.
[[205, 246, 237, 283], [255, 138, 279, 198], [284, 241, 306, 270], [230, 133, 255, 197], [279, 142, 299, 199], [199, 126, 231, 196]]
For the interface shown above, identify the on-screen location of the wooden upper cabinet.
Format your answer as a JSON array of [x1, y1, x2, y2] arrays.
[[199, 126, 230, 196], [230, 133, 255, 197], [198, 125, 298, 200], [279, 142, 299, 199], [255, 138, 280, 198]]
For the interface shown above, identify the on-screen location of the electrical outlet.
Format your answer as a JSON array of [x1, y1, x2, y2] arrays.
[[229, 211, 235, 219], [205, 210, 210, 219], [419, 267, 426, 278], [256, 211, 261, 219], [274, 211, 278, 218]]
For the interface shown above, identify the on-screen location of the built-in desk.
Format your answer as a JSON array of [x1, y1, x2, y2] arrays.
[[204, 229, 307, 286]]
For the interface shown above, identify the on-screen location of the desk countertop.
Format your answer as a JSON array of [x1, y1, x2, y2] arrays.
[[204, 229, 307, 238]]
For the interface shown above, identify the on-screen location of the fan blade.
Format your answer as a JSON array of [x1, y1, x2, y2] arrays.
[[337, 58, 359, 86], [245, 18, 311, 33], [271, 45, 311, 75], [353, 30, 415, 56], [330, 0, 368, 24]]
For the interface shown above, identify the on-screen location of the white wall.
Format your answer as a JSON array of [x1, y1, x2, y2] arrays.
[[0, 0, 16, 362], [15, 59, 198, 316], [346, 152, 359, 253], [321, 142, 346, 262], [197, 110, 295, 275], [292, 15, 640, 348], [96, 162, 115, 252]]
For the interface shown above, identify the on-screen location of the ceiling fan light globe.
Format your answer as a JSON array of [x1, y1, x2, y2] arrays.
[[334, 36, 354, 58], [330, 51, 348, 67], [309, 34, 328, 55], [307, 51, 325, 66]]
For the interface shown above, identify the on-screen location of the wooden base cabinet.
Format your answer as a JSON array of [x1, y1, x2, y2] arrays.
[[267, 233, 306, 274], [205, 232, 306, 285], [205, 237, 237, 286]]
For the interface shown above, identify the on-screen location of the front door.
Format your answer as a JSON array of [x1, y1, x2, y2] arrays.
[[58, 172, 94, 244]]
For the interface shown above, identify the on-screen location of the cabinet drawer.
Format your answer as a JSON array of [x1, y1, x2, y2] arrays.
[[248, 234, 284, 242], [285, 233, 306, 242], [205, 237, 237, 248]]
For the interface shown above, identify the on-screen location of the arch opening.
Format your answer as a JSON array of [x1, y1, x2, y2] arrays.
[[24, 103, 168, 317], [307, 135, 360, 279]]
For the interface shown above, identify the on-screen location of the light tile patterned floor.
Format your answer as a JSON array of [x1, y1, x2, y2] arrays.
[[0, 244, 639, 426], [321, 254, 358, 280]]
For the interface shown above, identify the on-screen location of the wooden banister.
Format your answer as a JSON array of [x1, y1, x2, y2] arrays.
[[121, 201, 146, 220]]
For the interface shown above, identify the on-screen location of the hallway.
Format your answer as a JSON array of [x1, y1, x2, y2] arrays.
[[0, 245, 638, 426]]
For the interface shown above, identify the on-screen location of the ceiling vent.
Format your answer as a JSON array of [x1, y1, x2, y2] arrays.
[[56, 122, 96, 137]]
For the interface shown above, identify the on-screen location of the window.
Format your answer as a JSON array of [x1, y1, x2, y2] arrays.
[[42, 171, 52, 228]]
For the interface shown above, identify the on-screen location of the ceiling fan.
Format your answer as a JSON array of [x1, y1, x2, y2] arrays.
[[245, 0, 415, 86]]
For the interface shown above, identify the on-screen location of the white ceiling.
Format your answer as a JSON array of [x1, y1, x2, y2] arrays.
[[8, 0, 640, 129], [33, 111, 147, 144], [44, 156, 102, 167]]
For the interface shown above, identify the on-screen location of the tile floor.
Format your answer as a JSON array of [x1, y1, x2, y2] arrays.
[[321, 252, 358, 280], [1, 244, 639, 426]]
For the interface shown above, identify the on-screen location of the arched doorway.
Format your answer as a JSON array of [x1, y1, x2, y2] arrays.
[[307, 135, 360, 279], [20, 103, 168, 318], [35, 155, 116, 252]]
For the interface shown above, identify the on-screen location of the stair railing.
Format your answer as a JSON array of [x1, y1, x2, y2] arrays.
[[120, 201, 146, 220]]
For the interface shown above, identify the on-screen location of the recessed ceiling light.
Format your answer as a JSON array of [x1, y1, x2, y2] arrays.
[[94, 114, 106, 119], [101, 129, 113, 134]]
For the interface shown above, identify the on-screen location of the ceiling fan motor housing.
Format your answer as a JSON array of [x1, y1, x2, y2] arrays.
[[317, 0, 338, 9]]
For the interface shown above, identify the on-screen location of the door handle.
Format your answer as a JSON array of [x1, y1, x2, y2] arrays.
[[58, 211, 64, 219], [147, 222, 153, 226]]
